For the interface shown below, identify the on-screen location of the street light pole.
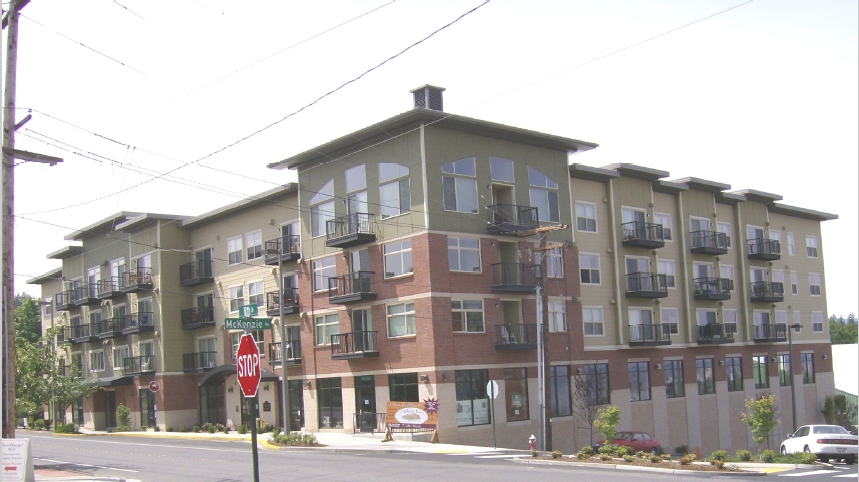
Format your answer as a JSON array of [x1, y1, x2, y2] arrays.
[[787, 322, 801, 434], [277, 236, 290, 434]]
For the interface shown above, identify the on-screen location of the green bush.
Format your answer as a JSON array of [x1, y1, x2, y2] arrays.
[[33, 419, 46, 430], [798, 452, 818, 465], [598, 443, 616, 455], [661, 454, 672, 461], [238, 425, 248, 435], [636, 451, 648, 459], [679, 454, 696, 465], [710, 450, 728, 461], [531, 450, 538, 458], [223, 425, 231, 434], [761, 450, 777, 463], [116, 404, 131, 431], [649, 454, 662, 463], [675, 444, 689, 456], [616, 445, 635, 456], [736, 449, 752, 461], [154, 425, 161, 432], [622, 455, 636, 463], [599, 453, 612, 461], [575, 452, 589, 460], [179, 424, 188, 433], [713, 459, 725, 469], [551, 450, 563, 459], [207, 425, 216, 434], [579, 446, 594, 456], [54, 423, 77, 434], [167, 427, 174, 432], [192, 425, 200, 433], [271, 432, 317, 446]]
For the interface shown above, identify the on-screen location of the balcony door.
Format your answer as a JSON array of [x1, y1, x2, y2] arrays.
[[140, 388, 156, 427], [625, 257, 649, 291], [351, 309, 372, 352], [350, 249, 369, 272], [87, 267, 100, 298], [354, 375, 377, 433], [198, 337, 216, 368]]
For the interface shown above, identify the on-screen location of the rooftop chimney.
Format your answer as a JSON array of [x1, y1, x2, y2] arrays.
[[410, 85, 445, 112]]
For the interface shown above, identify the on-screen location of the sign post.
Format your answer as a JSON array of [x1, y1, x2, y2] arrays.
[[236, 333, 261, 482], [487, 380, 499, 449]]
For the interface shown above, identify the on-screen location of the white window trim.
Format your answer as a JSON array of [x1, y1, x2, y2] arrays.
[[579, 252, 601, 286], [808, 272, 822, 296], [386, 302, 417, 338], [247, 279, 265, 307], [312, 256, 336, 292], [227, 235, 243, 265], [548, 299, 566, 333], [575, 201, 598, 234], [654, 212, 673, 241], [383, 240, 413, 279], [661, 307, 680, 334], [228, 284, 244, 313], [113, 345, 130, 368], [787, 232, 796, 256], [245, 229, 263, 261], [448, 237, 482, 273], [451, 299, 485, 333], [582, 305, 604, 337], [811, 311, 825, 333], [90, 350, 106, 372], [805, 235, 819, 258], [657, 259, 676, 289]]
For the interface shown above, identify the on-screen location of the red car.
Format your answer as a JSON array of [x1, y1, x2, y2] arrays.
[[593, 431, 663, 454]]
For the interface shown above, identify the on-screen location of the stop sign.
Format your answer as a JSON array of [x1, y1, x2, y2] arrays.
[[236, 333, 261, 397]]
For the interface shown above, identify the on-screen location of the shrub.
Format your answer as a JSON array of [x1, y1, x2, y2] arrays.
[[261, 423, 275, 434], [710, 450, 728, 461], [34, 419, 46, 430], [43, 419, 52, 430], [713, 459, 725, 469], [599, 454, 612, 461], [531, 450, 538, 458], [238, 425, 248, 435], [761, 450, 777, 463], [192, 425, 200, 433], [223, 425, 231, 434], [798, 452, 818, 465], [179, 424, 188, 433], [167, 427, 174, 432], [54, 423, 77, 434], [675, 444, 689, 456], [551, 451, 563, 460], [207, 425, 216, 434], [650, 454, 662, 463], [736, 449, 752, 461], [575, 452, 588, 460], [271, 432, 317, 446], [598, 444, 616, 455], [579, 446, 594, 456], [623, 455, 636, 463], [116, 404, 131, 432], [661, 454, 672, 461], [679, 454, 696, 465], [616, 445, 635, 457], [636, 451, 648, 459], [154, 425, 161, 432]]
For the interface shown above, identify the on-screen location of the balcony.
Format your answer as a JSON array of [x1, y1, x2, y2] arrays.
[[329, 271, 376, 304], [693, 277, 732, 301], [122, 268, 153, 293], [628, 323, 671, 347], [179, 260, 213, 287], [120, 312, 154, 335], [59, 364, 82, 378], [55, 290, 74, 311], [97, 277, 126, 299], [181, 306, 216, 330], [494, 323, 538, 350], [69, 323, 98, 344], [754, 323, 787, 343], [622, 221, 665, 249], [486, 204, 539, 235], [326, 213, 375, 248], [122, 355, 155, 375], [690, 230, 729, 255], [265, 289, 299, 316], [183, 352, 217, 373], [96, 319, 123, 339], [269, 340, 302, 366], [696, 324, 734, 344], [750, 281, 784, 303], [748, 238, 781, 260], [625, 273, 668, 298], [264, 235, 301, 265], [491, 263, 539, 293], [330, 331, 379, 359], [73, 283, 100, 307], [56, 327, 67, 344]]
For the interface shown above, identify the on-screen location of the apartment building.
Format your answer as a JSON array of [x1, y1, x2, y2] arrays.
[[30, 86, 836, 454]]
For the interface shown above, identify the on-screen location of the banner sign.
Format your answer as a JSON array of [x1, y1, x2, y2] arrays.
[[386, 399, 439, 430]]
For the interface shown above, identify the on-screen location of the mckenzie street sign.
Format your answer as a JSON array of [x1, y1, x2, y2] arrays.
[[236, 333, 261, 398], [238, 303, 258, 318], [224, 318, 272, 330]]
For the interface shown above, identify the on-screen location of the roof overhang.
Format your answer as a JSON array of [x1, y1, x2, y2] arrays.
[[716, 191, 746, 205], [47, 245, 83, 260], [769, 203, 838, 221], [198, 364, 280, 387], [601, 163, 670, 181], [26, 267, 62, 285], [64, 212, 143, 241], [652, 180, 689, 194], [671, 176, 731, 193], [730, 189, 783, 203], [115, 213, 192, 233], [569, 163, 619, 183], [90, 375, 135, 387], [182, 184, 298, 229]]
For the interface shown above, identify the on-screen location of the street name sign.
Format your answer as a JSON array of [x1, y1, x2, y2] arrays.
[[224, 318, 272, 330], [238, 303, 258, 318]]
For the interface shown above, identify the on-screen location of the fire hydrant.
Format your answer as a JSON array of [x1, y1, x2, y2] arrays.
[[529, 434, 537, 452]]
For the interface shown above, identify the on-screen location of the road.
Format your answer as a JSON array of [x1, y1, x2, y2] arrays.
[[19, 431, 858, 482]]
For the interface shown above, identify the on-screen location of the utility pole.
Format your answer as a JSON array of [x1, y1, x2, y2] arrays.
[[277, 236, 290, 434]]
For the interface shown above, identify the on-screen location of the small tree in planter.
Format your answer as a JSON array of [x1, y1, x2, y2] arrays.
[[116, 404, 131, 432], [594, 405, 620, 447], [741, 394, 779, 449]]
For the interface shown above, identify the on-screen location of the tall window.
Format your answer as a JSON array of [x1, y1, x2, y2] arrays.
[[628, 362, 651, 401], [313, 256, 336, 291], [579, 253, 600, 285], [315, 313, 339, 345], [697, 358, 715, 395], [448, 237, 481, 272], [248, 281, 264, 307], [387, 302, 416, 337], [389, 373, 419, 402], [584, 363, 610, 405], [664, 360, 684, 398], [489, 157, 514, 182], [229, 285, 243, 313], [657, 259, 676, 288], [442, 158, 478, 214], [801, 353, 815, 384], [383, 240, 412, 278], [548, 301, 566, 332], [455, 369, 490, 426], [723, 310, 738, 333], [752, 355, 769, 389], [778, 355, 792, 386], [720, 265, 735, 291], [310, 180, 335, 238], [662, 308, 679, 335], [812, 312, 824, 332], [583, 307, 604, 335], [245, 230, 262, 260], [504, 368, 529, 422], [787, 232, 796, 256], [90, 351, 105, 372], [227, 236, 243, 265], [805, 235, 818, 258], [318, 378, 344, 428], [379, 163, 410, 218], [536, 247, 563, 278], [550, 366, 572, 417], [809, 273, 821, 295], [654, 213, 672, 240], [113, 345, 130, 369], [791, 271, 799, 295], [452, 300, 484, 333], [528, 167, 559, 222], [576, 202, 597, 233], [726, 356, 743, 392], [717, 222, 732, 248]]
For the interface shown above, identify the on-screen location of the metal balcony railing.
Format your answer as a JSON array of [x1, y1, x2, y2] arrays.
[[326, 213, 375, 248], [265, 288, 299, 316], [622, 221, 665, 248], [181, 306, 215, 330], [123, 267, 153, 292], [55, 290, 74, 311], [629, 323, 671, 346], [697, 323, 734, 344], [495, 323, 538, 350], [626, 272, 669, 298], [690, 230, 729, 254], [96, 319, 122, 338], [122, 356, 155, 375], [693, 277, 732, 300], [331, 331, 378, 359], [179, 260, 213, 287], [486, 204, 539, 234], [269, 340, 302, 364], [97, 276, 126, 298], [748, 238, 781, 260], [329, 271, 376, 303], [183, 352, 217, 372], [750, 281, 784, 302], [491, 263, 539, 292], [68, 323, 95, 341], [120, 312, 154, 333], [754, 323, 787, 342], [73, 283, 100, 306], [264, 235, 301, 265]]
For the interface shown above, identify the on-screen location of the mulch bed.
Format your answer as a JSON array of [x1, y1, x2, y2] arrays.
[[537, 455, 746, 472]]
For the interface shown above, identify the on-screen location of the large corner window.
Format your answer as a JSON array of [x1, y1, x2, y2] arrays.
[[389, 373, 419, 402], [455, 369, 490, 426], [383, 240, 412, 278], [379, 163, 411, 219], [448, 237, 481, 272], [452, 299, 484, 333], [310, 180, 335, 238], [387, 302, 416, 337], [442, 158, 478, 214], [528, 166, 559, 222], [583, 363, 610, 405], [550, 365, 572, 417]]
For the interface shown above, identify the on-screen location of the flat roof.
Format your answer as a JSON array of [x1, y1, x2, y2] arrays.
[[26, 267, 62, 285], [769, 203, 838, 221], [182, 184, 298, 229], [64, 211, 142, 241], [672, 176, 731, 193], [716, 191, 746, 205], [652, 180, 689, 194], [268, 109, 598, 171], [569, 163, 619, 183], [601, 163, 670, 181], [47, 245, 83, 260], [116, 213, 193, 232], [730, 189, 783, 203]]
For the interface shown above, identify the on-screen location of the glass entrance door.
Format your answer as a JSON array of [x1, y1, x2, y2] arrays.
[[104, 391, 117, 428], [354, 375, 377, 433]]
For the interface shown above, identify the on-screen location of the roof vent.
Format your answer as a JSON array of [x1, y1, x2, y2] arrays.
[[410, 85, 445, 111]]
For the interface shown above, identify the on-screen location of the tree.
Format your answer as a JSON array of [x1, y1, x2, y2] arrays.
[[593, 405, 620, 444], [822, 394, 858, 429], [572, 371, 603, 447], [741, 394, 779, 448], [829, 314, 859, 345], [14, 294, 41, 346]]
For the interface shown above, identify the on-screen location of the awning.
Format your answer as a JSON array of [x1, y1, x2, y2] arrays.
[[198, 364, 279, 387], [91, 375, 135, 387]]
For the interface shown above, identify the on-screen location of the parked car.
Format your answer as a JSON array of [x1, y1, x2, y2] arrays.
[[593, 431, 663, 454], [780, 425, 858, 465]]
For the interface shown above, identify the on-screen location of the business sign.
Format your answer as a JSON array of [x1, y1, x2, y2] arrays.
[[1, 439, 34, 482], [386, 399, 439, 430], [224, 318, 272, 330]]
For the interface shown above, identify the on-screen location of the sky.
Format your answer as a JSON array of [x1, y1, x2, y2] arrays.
[[3, 0, 857, 316]]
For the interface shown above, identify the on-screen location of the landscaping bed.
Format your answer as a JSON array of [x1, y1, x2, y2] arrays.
[[535, 453, 746, 472]]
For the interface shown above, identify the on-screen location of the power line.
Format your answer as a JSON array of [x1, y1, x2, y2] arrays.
[[111, 0, 147, 21]]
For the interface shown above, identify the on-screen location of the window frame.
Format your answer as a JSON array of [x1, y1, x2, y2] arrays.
[[315, 313, 339, 346], [584, 363, 610, 405], [504, 367, 529, 422], [389, 373, 419, 402], [654, 212, 673, 241], [245, 230, 263, 261], [582, 306, 604, 336], [812, 311, 824, 333], [662, 307, 679, 335], [787, 232, 795, 256], [548, 300, 566, 333], [387, 302, 416, 338], [447, 237, 481, 273], [455, 369, 490, 426], [717, 222, 732, 248], [90, 350, 106, 372], [777, 354, 792, 387], [247, 280, 264, 308], [726, 356, 743, 392], [579, 253, 601, 285], [664, 359, 685, 398], [575, 201, 598, 233], [442, 158, 479, 214], [697, 358, 715, 395], [752, 355, 769, 389], [383, 240, 413, 279], [657, 259, 676, 288], [805, 235, 819, 258], [550, 365, 572, 417], [809, 273, 821, 296], [628, 361, 651, 401], [312, 256, 336, 292], [228, 284, 244, 313], [451, 299, 485, 333], [801, 353, 815, 384], [227, 235, 243, 265]]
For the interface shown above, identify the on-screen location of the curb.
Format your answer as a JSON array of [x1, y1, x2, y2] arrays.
[[513, 458, 768, 476]]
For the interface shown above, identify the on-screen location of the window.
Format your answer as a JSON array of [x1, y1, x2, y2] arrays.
[[772, 269, 785, 288], [313, 257, 336, 291], [662, 308, 679, 335], [778, 355, 792, 386], [726, 356, 743, 392], [229, 285, 243, 313], [657, 259, 675, 288], [752, 355, 769, 389], [717, 222, 732, 247], [387, 303, 416, 337], [489, 157, 514, 182], [248, 281, 264, 307], [448, 237, 481, 272], [310, 180, 335, 238], [697, 359, 715, 395], [245, 230, 262, 260], [584, 363, 610, 405], [389, 373, 419, 402], [576, 202, 597, 233], [583, 307, 604, 336], [379, 163, 410, 219], [230, 330, 264, 356], [346, 163, 366, 191], [801, 353, 815, 384], [787, 233, 795, 256], [504, 368, 529, 422], [805, 235, 818, 258], [628, 362, 651, 401], [452, 300, 484, 333], [315, 314, 339, 345], [528, 167, 559, 222], [318, 378, 344, 428], [227, 236, 243, 265], [791, 271, 798, 295], [720, 265, 735, 291], [654, 213, 672, 240], [697, 309, 717, 327], [809, 273, 821, 295], [44, 297, 52, 315], [90, 350, 105, 372], [724, 310, 738, 333], [379, 162, 409, 183], [442, 158, 478, 214], [548, 301, 566, 332], [579, 253, 600, 285], [536, 247, 563, 278], [455, 369, 490, 426], [794, 311, 801, 329], [550, 366, 572, 417], [89, 311, 102, 325], [384, 240, 412, 278], [776, 310, 788, 326], [664, 360, 684, 398], [812, 312, 824, 332], [113, 345, 129, 369]]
